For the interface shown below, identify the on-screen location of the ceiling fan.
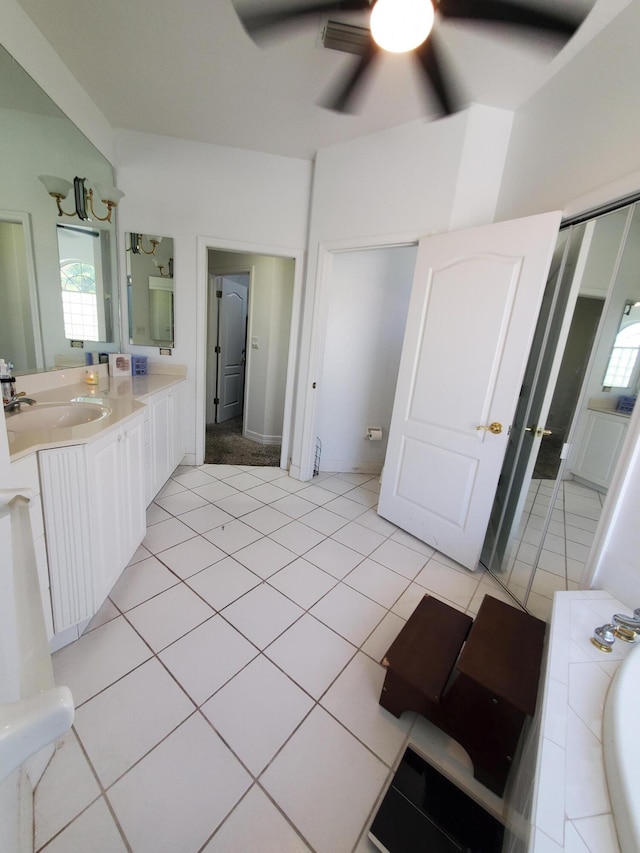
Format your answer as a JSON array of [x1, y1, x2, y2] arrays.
[[233, 0, 588, 116]]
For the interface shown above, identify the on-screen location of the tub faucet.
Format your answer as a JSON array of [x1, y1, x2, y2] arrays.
[[591, 623, 616, 653], [612, 608, 640, 643], [4, 393, 36, 413]]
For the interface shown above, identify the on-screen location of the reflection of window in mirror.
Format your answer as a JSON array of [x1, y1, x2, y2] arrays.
[[604, 302, 640, 390], [57, 224, 112, 342]]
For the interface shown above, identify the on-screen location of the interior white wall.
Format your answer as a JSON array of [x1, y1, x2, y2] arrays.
[[291, 105, 514, 478], [114, 129, 312, 464], [315, 245, 417, 473], [448, 105, 514, 231], [257, 258, 295, 443], [496, 0, 640, 222]]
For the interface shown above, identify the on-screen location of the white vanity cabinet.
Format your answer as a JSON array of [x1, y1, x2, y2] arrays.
[[571, 408, 629, 490], [144, 379, 186, 505], [39, 411, 146, 634]]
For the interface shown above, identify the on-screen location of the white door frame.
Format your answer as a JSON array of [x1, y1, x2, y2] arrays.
[[195, 236, 303, 469], [292, 230, 425, 481]]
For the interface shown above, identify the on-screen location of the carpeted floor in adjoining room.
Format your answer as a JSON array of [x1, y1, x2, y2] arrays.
[[205, 417, 281, 466]]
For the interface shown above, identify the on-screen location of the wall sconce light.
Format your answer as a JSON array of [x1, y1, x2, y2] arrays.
[[153, 257, 174, 278], [38, 175, 124, 223], [128, 233, 162, 255]]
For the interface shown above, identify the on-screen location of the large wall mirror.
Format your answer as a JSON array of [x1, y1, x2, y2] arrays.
[[0, 45, 121, 374], [126, 233, 175, 347]]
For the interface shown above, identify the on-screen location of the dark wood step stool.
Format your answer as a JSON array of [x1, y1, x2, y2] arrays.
[[380, 593, 546, 797]]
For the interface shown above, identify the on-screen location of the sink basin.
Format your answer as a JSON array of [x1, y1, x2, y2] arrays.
[[5, 402, 112, 433]]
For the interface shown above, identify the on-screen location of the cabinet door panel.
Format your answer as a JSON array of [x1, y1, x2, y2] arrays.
[[151, 392, 172, 495], [572, 410, 628, 488], [88, 430, 126, 608], [39, 446, 94, 632], [122, 417, 146, 554], [170, 382, 186, 471]]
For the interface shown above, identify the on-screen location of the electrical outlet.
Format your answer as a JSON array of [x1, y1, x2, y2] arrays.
[[70, 340, 84, 348]]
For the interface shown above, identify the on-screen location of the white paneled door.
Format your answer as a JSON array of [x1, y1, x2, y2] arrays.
[[378, 212, 562, 570], [217, 275, 248, 423]]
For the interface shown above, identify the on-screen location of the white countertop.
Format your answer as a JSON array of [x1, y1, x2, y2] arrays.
[[531, 590, 634, 852], [6, 367, 185, 461]]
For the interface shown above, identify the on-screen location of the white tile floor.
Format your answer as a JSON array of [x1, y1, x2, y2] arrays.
[[35, 465, 519, 853], [496, 478, 604, 620]]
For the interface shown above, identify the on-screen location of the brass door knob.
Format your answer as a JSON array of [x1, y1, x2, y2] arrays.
[[476, 422, 503, 435]]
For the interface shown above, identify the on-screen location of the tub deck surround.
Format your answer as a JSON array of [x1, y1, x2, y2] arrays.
[[531, 590, 634, 852], [604, 641, 640, 853], [6, 365, 186, 460]]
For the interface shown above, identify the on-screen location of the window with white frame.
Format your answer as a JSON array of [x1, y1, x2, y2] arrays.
[[603, 303, 640, 390], [60, 260, 99, 341]]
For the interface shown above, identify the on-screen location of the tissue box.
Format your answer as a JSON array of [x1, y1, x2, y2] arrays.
[[108, 353, 132, 377]]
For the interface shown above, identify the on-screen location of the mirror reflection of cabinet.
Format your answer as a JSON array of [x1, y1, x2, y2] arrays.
[[126, 233, 174, 347], [571, 407, 630, 490]]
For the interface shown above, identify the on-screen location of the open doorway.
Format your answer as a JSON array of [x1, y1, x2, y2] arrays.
[[204, 249, 295, 467]]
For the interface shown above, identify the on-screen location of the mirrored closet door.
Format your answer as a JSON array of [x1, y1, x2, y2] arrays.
[[482, 201, 640, 619]]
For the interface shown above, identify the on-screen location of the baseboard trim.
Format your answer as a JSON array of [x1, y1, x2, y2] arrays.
[[319, 461, 383, 475], [244, 429, 282, 446]]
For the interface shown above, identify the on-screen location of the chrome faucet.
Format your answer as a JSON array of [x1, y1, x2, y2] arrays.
[[612, 608, 640, 642], [591, 607, 640, 651], [4, 392, 36, 413]]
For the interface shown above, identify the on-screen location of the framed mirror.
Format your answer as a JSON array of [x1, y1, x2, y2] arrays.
[[0, 45, 121, 374], [126, 233, 174, 347]]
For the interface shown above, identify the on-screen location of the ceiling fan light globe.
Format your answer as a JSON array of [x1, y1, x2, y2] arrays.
[[371, 0, 434, 53]]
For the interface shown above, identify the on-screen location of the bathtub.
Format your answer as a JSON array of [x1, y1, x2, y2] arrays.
[[603, 641, 640, 853]]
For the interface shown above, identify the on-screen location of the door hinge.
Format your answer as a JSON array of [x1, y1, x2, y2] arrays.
[[216, 289, 222, 298], [214, 345, 221, 354], [213, 397, 220, 405]]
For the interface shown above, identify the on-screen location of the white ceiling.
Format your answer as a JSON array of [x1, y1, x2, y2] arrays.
[[13, 0, 631, 160]]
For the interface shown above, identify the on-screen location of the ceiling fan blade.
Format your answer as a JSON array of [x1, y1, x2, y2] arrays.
[[324, 43, 378, 112], [236, 0, 370, 43], [414, 33, 459, 117], [437, 0, 586, 39]]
